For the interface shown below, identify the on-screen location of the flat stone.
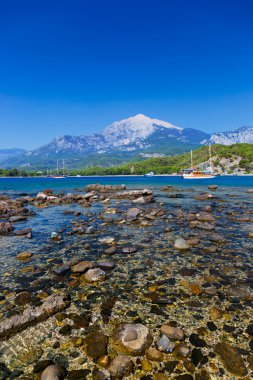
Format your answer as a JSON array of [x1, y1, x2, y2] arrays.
[[71, 261, 94, 273], [215, 342, 247, 377], [16, 251, 33, 261], [0, 294, 70, 339], [174, 238, 190, 250], [97, 261, 115, 270], [160, 325, 184, 340], [82, 268, 106, 282], [126, 207, 141, 221], [84, 331, 108, 358], [14, 228, 32, 236]]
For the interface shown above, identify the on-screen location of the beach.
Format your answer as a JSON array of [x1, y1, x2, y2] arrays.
[[0, 177, 253, 379]]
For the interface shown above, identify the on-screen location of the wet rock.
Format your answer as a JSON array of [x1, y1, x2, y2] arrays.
[[174, 238, 189, 250], [132, 195, 154, 204], [9, 215, 27, 222], [15, 347, 43, 367], [111, 323, 151, 356], [122, 247, 137, 254], [14, 291, 31, 306], [14, 228, 32, 236], [156, 335, 176, 353], [208, 185, 218, 190], [33, 360, 54, 373], [146, 347, 163, 361], [0, 221, 13, 235], [153, 374, 169, 380], [0, 293, 70, 339], [67, 369, 90, 380], [85, 225, 96, 234], [96, 369, 111, 380], [84, 331, 108, 358], [97, 261, 115, 270], [59, 324, 72, 336], [41, 365, 67, 380], [174, 343, 190, 358], [194, 193, 214, 201], [189, 333, 207, 348], [51, 232, 62, 241], [247, 189, 253, 193], [160, 325, 184, 340], [105, 246, 117, 255], [215, 342, 247, 376], [71, 261, 94, 273], [191, 348, 204, 366], [82, 268, 106, 282], [16, 251, 33, 260], [126, 207, 141, 221], [195, 369, 211, 380], [107, 355, 134, 379]]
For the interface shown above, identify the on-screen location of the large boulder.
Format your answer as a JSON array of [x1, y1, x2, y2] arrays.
[[111, 323, 151, 356]]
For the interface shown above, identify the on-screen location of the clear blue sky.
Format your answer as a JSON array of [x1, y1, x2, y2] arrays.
[[0, 0, 253, 149]]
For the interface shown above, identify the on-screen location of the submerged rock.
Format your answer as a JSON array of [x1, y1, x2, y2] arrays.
[[84, 331, 108, 358], [41, 365, 67, 380], [83, 268, 106, 282], [174, 238, 190, 250], [71, 261, 94, 273], [0, 221, 13, 235], [16, 251, 33, 260], [160, 325, 184, 340], [0, 294, 70, 339], [215, 342, 247, 377], [107, 355, 134, 379], [111, 323, 151, 356]]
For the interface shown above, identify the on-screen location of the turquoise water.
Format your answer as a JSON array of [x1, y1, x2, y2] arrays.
[[0, 175, 253, 194]]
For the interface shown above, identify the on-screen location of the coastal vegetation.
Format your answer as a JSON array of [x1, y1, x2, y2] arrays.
[[0, 143, 252, 176]]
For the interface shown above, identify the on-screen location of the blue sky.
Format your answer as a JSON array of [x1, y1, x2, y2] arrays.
[[0, 0, 253, 149]]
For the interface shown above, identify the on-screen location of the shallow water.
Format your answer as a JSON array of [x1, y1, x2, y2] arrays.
[[0, 182, 253, 379]]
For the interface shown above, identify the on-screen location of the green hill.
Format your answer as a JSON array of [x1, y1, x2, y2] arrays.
[[70, 143, 253, 176]]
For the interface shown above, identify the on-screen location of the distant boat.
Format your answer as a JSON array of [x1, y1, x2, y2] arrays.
[[144, 171, 154, 177], [182, 145, 216, 179], [52, 160, 67, 178]]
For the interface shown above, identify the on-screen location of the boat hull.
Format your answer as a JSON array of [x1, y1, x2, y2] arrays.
[[183, 175, 216, 179]]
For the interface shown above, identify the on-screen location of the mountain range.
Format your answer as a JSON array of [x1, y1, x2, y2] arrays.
[[1, 114, 253, 170]]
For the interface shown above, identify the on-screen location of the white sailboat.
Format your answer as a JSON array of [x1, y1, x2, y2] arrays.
[[182, 145, 216, 179]]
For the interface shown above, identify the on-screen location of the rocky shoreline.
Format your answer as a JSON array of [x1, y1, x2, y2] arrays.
[[0, 183, 253, 379]]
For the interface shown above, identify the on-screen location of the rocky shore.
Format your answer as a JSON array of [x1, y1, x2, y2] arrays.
[[0, 183, 253, 379]]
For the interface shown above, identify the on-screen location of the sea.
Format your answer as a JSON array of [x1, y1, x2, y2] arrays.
[[0, 175, 253, 195], [0, 175, 253, 377]]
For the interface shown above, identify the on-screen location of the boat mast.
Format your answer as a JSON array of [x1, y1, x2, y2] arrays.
[[62, 159, 65, 175], [56, 160, 59, 175], [209, 144, 213, 171], [190, 150, 193, 168]]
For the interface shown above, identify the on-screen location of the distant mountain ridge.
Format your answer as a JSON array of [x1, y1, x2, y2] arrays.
[[1, 114, 253, 170], [0, 148, 26, 164]]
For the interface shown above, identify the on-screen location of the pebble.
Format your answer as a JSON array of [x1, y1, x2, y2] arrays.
[[16, 251, 33, 260], [82, 268, 106, 282], [160, 325, 184, 340], [174, 238, 190, 250]]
